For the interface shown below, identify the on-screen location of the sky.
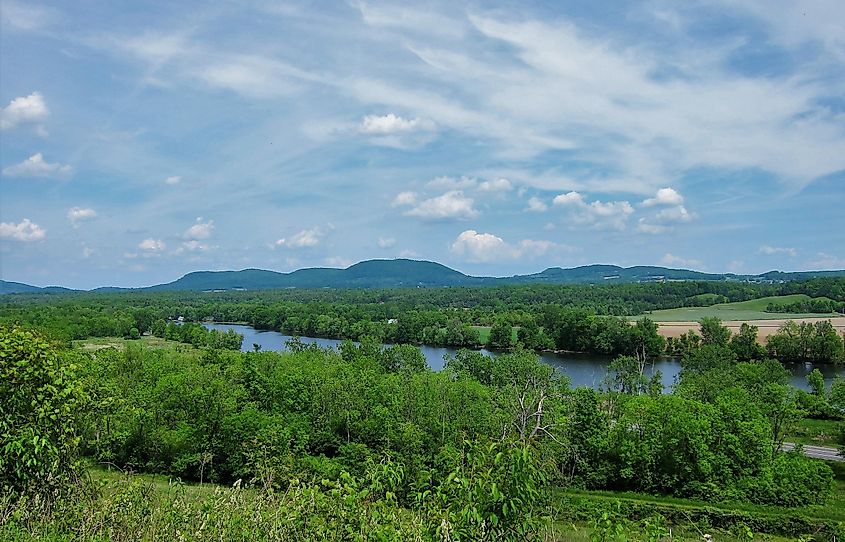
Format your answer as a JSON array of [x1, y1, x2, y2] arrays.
[[1, 0, 844, 289]]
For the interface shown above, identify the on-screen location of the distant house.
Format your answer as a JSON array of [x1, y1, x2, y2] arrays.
[[387, 318, 398, 324]]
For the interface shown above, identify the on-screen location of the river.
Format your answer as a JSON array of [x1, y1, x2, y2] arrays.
[[204, 323, 844, 392]]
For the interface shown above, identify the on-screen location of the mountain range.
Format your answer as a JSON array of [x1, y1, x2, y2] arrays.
[[3, 259, 845, 294]]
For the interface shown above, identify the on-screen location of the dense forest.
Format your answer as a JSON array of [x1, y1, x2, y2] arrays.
[[2, 280, 845, 539], [2, 314, 845, 539], [2, 278, 844, 363]]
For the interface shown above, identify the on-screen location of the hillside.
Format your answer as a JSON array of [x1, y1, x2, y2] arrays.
[[3, 259, 845, 293]]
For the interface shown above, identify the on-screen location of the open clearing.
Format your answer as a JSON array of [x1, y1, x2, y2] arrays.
[[655, 318, 845, 340]]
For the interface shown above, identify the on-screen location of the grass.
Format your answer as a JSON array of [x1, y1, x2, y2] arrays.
[[640, 294, 841, 322], [471, 325, 520, 345], [786, 418, 844, 446]]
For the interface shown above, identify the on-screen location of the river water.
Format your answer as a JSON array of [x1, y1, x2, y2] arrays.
[[204, 323, 844, 392]]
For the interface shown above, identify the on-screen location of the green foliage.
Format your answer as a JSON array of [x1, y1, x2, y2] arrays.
[[0, 326, 87, 498], [766, 320, 844, 363], [421, 441, 547, 541]]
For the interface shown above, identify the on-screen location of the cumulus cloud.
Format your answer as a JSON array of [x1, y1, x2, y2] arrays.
[[2, 153, 71, 178], [450, 229, 565, 262], [276, 225, 328, 248], [67, 207, 97, 227], [637, 188, 694, 233], [0, 218, 45, 241], [183, 218, 214, 240], [165, 175, 181, 185], [661, 253, 703, 269], [525, 196, 548, 213], [553, 191, 633, 230], [139, 238, 166, 251], [553, 191, 585, 206], [391, 191, 417, 207], [642, 187, 684, 207], [360, 113, 434, 134], [378, 237, 396, 249], [759, 245, 797, 257], [0, 92, 48, 132], [406, 191, 479, 220], [477, 178, 512, 192]]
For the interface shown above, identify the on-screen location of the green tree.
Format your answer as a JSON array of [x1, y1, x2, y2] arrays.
[[0, 326, 87, 497], [807, 368, 825, 397], [488, 319, 514, 350], [729, 323, 764, 361], [699, 317, 732, 347]]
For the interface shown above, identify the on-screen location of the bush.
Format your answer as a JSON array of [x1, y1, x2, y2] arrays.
[[0, 326, 87, 498]]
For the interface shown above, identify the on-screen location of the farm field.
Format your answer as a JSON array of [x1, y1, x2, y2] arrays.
[[633, 295, 845, 340]]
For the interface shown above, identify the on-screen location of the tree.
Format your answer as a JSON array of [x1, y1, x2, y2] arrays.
[[488, 319, 514, 350], [0, 326, 87, 497], [699, 317, 731, 347], [807, 368, 825, 397], [631, 317, 665, 362], [729, 323, 764, 361], [603, 355, 647, 395], [810, 320, 844, 363]]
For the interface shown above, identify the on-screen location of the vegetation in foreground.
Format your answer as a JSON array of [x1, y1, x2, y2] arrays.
[[2, 316, 845, 540]]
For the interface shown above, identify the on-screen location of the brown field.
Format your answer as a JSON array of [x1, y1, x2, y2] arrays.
[[657, 317, 845, 342]]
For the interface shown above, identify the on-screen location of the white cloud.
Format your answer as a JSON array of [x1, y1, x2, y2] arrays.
[[0, 2, 54, 31], [180, 240, 211, 252], [525, 196, 548, 213], [426, 175, 477, 190], [139, 238, 166, 251], [553, 191, 585, 206], [661, 253, 703, 269], [399, 249, 420, 258], [67, 207, 97, 227], [2, 153, 71, 179], [654, 206, 692, 223], [759, 245, 797, 257], [0, 218, 45, 241], [477, 178, 512, 192], [275, 226, 327, 248], [642, 187, 684, 207], [378, 237, 396, 249], [807, 252, 845, 269], [450, 230, 509, 262], [450, 229, 566, 263], [360, 113, 434, 134], [636, 221, 669, 234], [637, 188, 694, 233], [183, 218, 214, 240], [553, 191, 634, 230], [0, 92, 48, 132], [391, 191, 418, 207], [165, 175, 182, 185], [406, 190, 479, 220]]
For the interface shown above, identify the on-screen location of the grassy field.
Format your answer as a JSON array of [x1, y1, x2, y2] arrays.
[[471, 325, 519, 345], [641, 294, 841, 322], [787, 418, 844, 446]]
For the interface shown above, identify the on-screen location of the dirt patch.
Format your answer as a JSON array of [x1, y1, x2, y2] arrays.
[[657, 317, 845, 343]]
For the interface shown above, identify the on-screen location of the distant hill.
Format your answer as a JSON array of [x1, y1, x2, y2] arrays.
[[0, 280, 75, 295], [3, 259, 845, 294]]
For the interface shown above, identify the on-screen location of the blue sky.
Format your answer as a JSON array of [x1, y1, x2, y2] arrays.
[[1, 0, 844, 289]]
